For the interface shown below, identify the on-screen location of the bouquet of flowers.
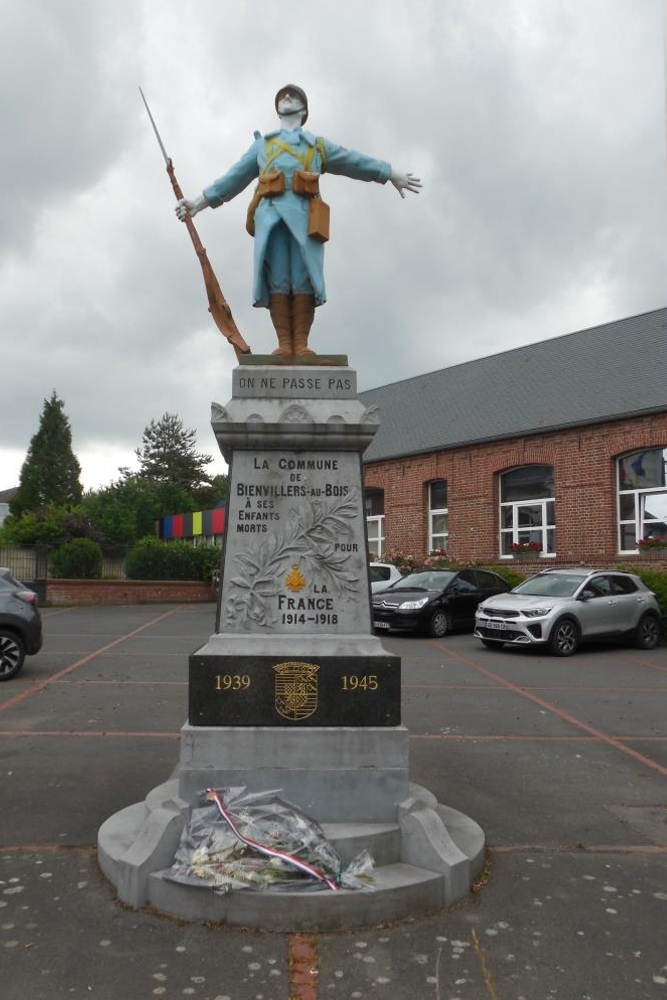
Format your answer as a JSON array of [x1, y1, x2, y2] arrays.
[[166, 787, 374, 893]]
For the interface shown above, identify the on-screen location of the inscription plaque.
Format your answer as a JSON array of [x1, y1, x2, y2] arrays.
[[220, 450, 371, 635], [189, 655, 400, 727]]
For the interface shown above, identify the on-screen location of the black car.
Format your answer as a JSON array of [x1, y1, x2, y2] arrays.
[[0, 568, 43, 680], [372, 568, 511, 637]]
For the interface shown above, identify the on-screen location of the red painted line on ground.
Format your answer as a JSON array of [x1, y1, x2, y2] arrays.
[[0, 844, 95, 853], [432, 641, 667, 779], [55, 679, 188, 687], [287, 933, 319, 1000], [405, 681, 667, 692], [410, 733, 667, 741], [411, 733, 597, 741], [0, 608, 182, 716], [491, 844, 667, 854], [0, 730, 179, 739], [622, 654, 667, 674]]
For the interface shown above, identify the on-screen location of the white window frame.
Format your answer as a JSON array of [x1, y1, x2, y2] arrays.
[[499, 467, 555, 558], [366, 515, 385, 559], [428, 480, 448, 552], [617, 448, 667, 553]]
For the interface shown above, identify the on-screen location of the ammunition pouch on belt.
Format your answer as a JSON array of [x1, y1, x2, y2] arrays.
[[292, 170, 320, 196], [245, 168, 330, 243], [245, 171, 285, 236]]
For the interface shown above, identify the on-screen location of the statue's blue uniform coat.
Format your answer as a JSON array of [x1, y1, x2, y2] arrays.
[[203, 128, 391, 308]]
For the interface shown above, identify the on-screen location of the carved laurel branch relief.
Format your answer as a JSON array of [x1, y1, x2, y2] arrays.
[[225, 490, 361, 629]]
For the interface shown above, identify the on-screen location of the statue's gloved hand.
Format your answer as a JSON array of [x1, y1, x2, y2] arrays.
[[175, 194, 209, 220], [390, 172, 422, 199]]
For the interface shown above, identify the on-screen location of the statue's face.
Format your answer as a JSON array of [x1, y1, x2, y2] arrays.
[[277, 91, 305, 116]]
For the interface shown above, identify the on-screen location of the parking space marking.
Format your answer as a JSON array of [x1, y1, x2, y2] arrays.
[[411, 733, 667, 741], [492, 844, 667, 853], [287, 933, 319, 1000], [432, 641, 667, 779], [54, 679, 188, 686], [471, 927, 500, 1000], [0, 730, 179, 738], [0, 607, 182, 716]]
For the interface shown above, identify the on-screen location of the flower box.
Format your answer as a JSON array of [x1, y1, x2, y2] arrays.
[[511, 542, 542, 558], [637, 536, 667, 553]]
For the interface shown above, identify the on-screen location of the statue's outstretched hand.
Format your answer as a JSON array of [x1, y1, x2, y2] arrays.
[[175, 195, 209, 221], [390, 172, 422, 199]]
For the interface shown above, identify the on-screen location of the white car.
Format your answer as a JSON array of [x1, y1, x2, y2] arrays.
[[474, 568, 661, 656], [369, 562, 403, 594]]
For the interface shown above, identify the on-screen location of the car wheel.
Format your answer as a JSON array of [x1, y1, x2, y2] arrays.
[[0, 631, 26, 681], [634, 613, 660, 650], [548, 617, 579, 657], [481, 639, 503, 649], [429, 610, 450, 638]]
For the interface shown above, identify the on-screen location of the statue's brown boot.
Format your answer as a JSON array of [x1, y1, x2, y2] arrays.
[[269, 294, 293, 355], [292, 294, 316, 356]]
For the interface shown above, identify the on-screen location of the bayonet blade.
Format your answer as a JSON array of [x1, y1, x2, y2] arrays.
[[139, 86, 171, 166]]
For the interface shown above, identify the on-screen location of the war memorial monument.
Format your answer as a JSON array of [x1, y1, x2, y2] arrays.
[[98, 86, 485, 930]]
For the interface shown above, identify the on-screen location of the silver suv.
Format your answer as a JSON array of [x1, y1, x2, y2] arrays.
[[474, 569, 661, 656]]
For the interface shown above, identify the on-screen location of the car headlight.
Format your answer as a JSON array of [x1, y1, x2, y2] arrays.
[[522, 607, 552, 618], [399, 597, 430, 611]]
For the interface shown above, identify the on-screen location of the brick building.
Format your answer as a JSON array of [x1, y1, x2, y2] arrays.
[[359, 308, 667, 567]]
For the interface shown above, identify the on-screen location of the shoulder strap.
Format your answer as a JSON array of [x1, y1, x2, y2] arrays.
[[262, 137, 327, 174]]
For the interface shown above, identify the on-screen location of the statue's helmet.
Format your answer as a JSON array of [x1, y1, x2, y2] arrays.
[[275, 84, 308, 124]]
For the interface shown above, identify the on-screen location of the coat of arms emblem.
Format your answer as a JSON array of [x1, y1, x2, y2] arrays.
[[273, 661, 319, 721]]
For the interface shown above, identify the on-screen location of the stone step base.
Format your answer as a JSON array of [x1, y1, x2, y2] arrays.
[[147, 861, 446, 932], [98, 780, 485, 932]]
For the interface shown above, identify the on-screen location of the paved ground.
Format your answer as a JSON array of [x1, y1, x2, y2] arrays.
[[1, 602, 667, 1000]]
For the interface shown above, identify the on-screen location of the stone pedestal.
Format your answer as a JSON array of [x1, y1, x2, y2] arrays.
[[98, 358, 485, 928]]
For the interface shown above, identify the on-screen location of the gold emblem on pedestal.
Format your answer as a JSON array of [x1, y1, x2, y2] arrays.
[[285, 564, 306, 592], [273, 661, 319, 721]]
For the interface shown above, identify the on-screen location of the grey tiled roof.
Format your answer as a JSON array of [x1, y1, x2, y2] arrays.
[[359, 308, 667, 463]]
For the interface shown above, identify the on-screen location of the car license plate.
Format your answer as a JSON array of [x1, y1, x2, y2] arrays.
[[486, 620, 506, 631], [374, 621, 390, 629]]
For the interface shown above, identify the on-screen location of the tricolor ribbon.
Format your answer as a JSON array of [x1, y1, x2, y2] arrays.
[[206, 789, 340, 891]]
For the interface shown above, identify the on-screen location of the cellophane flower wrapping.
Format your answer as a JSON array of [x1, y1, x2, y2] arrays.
[[166, 787, 374, 893]]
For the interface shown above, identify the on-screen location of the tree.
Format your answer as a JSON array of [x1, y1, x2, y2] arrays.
[[133, 413, 213, 494], [11, 391, 83, 516], [191, 472, 228, 510], [80, 476, 195, 548], [0, 504, 102, 548]]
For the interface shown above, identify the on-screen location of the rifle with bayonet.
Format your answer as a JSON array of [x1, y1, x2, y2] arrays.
[[139, 87, 251, 358]]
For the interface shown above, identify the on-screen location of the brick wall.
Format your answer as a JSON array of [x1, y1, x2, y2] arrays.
[[364, 413, 667, 565], [46, 580, 214, 606]]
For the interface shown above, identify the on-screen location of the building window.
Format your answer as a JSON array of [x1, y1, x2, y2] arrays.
[[500, 465, 555, 556], [366, 516, 385, 558], [365, 488, 385, 558], [617, 447, 667, 552], [428, 480, 448, 552]]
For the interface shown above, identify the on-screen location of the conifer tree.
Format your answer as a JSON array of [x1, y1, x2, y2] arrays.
[[133, 412, 212, 494], [11, 391, 83, 516]]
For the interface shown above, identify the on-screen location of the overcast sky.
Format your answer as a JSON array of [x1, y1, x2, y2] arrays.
[[2, 0, 666, 492]]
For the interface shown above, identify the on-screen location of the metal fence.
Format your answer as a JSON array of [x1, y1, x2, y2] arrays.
[[0, 545, 129, 582]]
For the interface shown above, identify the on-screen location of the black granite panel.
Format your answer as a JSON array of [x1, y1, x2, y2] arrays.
[[189, 654, 401, 727]]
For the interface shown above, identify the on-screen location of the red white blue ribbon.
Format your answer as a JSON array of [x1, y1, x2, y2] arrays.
[[206, 788, 340, 891]]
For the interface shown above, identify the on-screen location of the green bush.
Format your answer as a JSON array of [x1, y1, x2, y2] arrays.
[[126, 537, 220, 582], [622, 566, 667, 621], [51, 538, 103, 579], [486, 564, 528, 590]]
